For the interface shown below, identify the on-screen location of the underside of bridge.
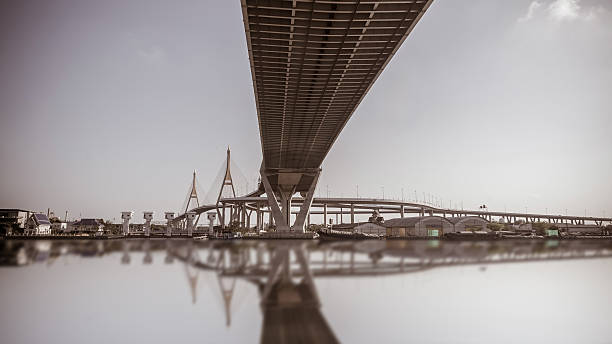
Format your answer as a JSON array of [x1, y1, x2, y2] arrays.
[[241, 0, 433, 231]]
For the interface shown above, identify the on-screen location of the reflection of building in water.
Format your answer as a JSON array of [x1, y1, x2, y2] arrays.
[[121, 241, 131, 265], [143, 240, 152, 264]]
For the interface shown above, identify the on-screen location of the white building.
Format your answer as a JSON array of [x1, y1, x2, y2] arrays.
[[26, 214, 52, 235]]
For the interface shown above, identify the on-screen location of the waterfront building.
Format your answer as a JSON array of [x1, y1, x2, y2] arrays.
[[384, 216, 454, 237], [563, 225, 603, 236], [69, 219, 104, 234], [517, 223, 533, 232], [353, 222, 386, 236], [25, 213, 51, 235], [50, 221, 68, 233], [448, 216, 490, 232], [0, 209, 33, 234]]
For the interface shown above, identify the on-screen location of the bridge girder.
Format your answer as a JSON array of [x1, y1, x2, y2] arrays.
[[241, 0, 433, 181]]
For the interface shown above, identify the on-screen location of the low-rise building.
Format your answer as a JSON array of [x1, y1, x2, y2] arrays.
[[0, 209, 33, 234], [384, 216, 454, 237], [26, 213, 52, 235], [448, 216, 490, 232], [561, 225, 603, 236], [353, 222, 386, 236], [69, 219, 104, 234]]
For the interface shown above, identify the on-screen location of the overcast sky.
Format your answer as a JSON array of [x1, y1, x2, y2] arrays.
[[1, 0, 611, 222]]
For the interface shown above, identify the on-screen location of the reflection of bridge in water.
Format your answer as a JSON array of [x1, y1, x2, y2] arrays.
[[4, 239, 612, 343]]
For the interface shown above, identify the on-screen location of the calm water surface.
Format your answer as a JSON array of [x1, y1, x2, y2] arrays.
[[1, 239, 612, 344]]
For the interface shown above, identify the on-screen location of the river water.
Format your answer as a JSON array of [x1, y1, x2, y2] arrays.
[[1, 239, 611, 344]]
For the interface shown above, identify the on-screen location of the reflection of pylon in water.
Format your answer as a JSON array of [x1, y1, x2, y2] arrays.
[[216, 147, 237, 226], [217, 275, 237, 327], [187, 268, 198, 304], [185, 245, 199, 304]]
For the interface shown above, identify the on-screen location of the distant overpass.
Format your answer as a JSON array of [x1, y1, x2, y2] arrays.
[[241, 0, 433, 232], [220, 196, 612, 227]]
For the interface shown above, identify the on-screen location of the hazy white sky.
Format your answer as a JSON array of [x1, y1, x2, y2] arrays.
[[1, 0, 611, 222]]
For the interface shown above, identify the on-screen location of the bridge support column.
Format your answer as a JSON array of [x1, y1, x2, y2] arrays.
[[351, 204, 355, 224], [143, 212, 153, 237], [186, 212, 196, 237], [207, 211, 216, 235], [260, 165, 321, 233], [164, 212, 175, 237], [222, 205, 226, 229], [256, 208, 262, 232], [121, 211, 133, 236], [324, 204, 328, 227], [279, 191, 293, 230], [246, 209, 251, 229], [400, 205, 404, 218]]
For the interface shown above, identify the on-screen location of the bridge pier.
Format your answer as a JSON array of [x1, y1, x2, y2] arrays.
[[260, 165, 320, 233], [186, 212, 196, 236], [121, 211, 133, 236], [143, 211, 153, 237], [324, 204, 328, 227], [221, 205, 226, 229], [165, 212, 175, 237], [246, 209, 251, 229], [207, 211, 216, 235], [256, 208, 262, 232]]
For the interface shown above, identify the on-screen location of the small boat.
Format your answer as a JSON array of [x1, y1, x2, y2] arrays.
[[193, 235, 209, 240]]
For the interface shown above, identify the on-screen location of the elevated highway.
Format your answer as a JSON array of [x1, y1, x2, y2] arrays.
[[241, 0, 433, 232]]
